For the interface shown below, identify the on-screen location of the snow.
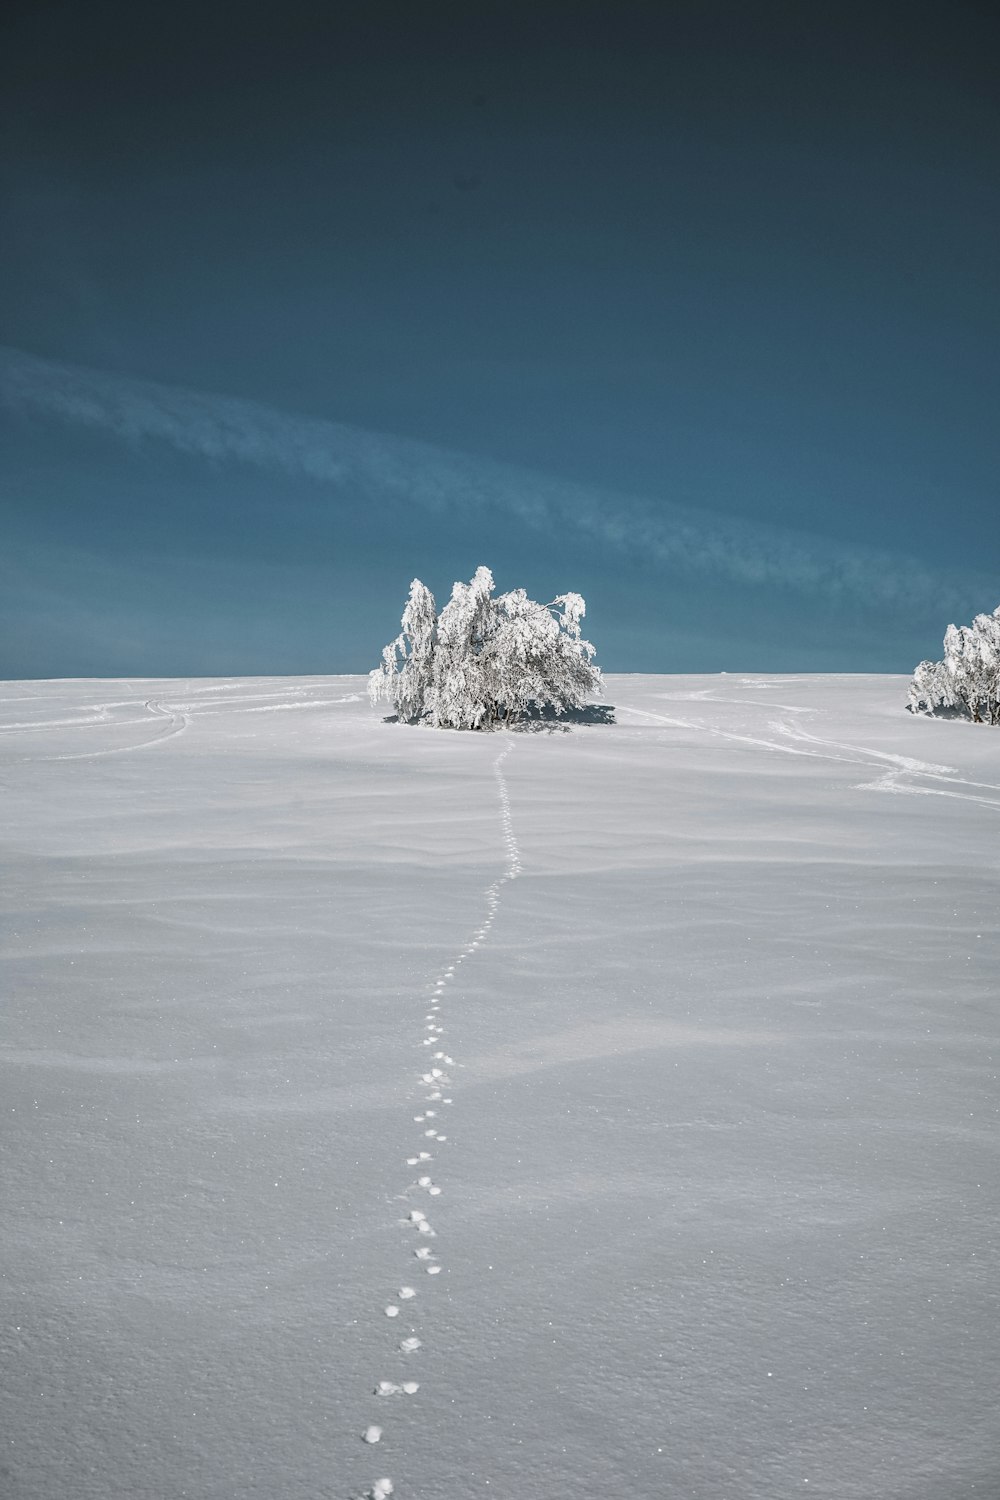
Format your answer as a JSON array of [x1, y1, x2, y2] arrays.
[[2, 673, 998, 1499]]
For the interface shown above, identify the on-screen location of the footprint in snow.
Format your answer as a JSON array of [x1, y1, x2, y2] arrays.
[[399, 1337, 421, 1353]]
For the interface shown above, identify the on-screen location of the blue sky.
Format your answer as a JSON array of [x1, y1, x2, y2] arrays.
[[1, 0, 997, 677]]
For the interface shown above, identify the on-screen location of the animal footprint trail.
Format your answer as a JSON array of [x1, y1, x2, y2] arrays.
[[357, 740, 521, 1498]]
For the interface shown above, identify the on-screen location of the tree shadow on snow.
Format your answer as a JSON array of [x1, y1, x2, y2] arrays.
[[510, 703, 617, 733], [906, 704, 967, 720], [381, 704, 617, 732]]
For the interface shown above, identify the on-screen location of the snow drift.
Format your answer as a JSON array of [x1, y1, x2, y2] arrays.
[[2, 673, 998, 1500]]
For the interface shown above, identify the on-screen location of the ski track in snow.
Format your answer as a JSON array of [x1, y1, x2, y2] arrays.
[[30, 700, 192, 761], [620, 697, 1000, 811], [7, 686, 362, 761], [356, 739, 521, 1500]]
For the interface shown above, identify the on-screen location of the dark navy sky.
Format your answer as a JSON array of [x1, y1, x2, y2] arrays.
[[1, 0, 997, 677]]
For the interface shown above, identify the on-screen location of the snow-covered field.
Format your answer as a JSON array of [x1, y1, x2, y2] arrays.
[[3, 673, 998, 1500]]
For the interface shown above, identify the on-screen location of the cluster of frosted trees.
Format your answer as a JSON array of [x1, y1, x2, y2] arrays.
[[369, 566, 602, 729], [909, 606, 1000, 724]]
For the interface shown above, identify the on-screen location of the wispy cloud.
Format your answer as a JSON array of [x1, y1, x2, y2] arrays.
[[0, 345, 972, 612]]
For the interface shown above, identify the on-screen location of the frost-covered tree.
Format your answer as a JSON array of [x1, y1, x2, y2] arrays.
[[482, 588, 599, 725], [369, 567, 603, 728], [908, 605, 1000, 724], [387, 578, 438, 723], [425, 565, 497, 729]]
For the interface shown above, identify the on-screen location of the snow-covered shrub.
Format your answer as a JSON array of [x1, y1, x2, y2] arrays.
[[908, 606, 1000, 723], [369, 566, 603, 729]]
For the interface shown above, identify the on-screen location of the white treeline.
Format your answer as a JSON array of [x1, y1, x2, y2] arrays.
[[369, 566, 602, 729], [909, 605, 1000, 724]]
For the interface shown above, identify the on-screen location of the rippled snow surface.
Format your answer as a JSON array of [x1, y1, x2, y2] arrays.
[[2, 674, 998, 1499]]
